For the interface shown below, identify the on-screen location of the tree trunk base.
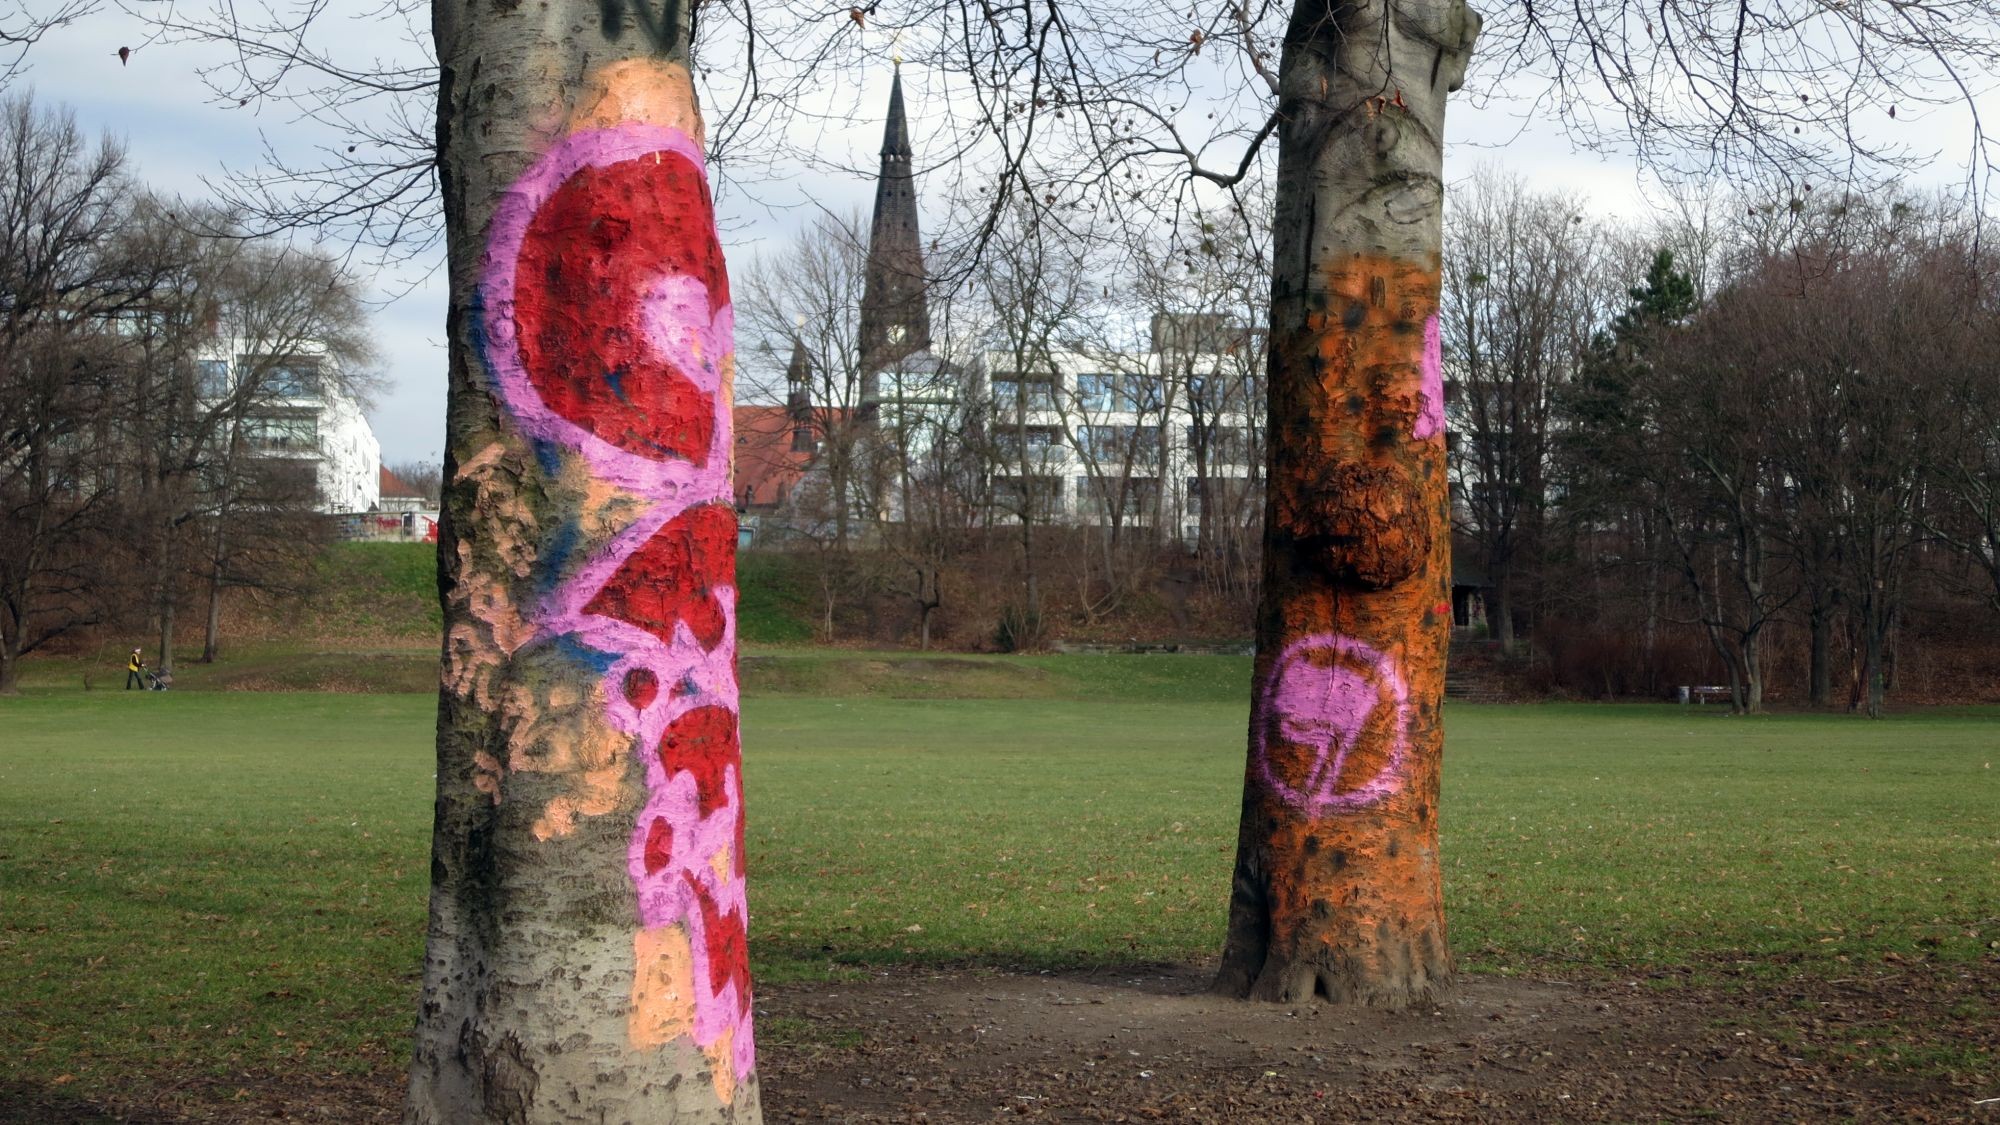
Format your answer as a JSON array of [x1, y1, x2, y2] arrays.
[[1214, 927, 1453, 1009]]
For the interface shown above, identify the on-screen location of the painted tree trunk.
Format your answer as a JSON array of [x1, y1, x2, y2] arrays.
[[1214, 0, 1478, 1007], [407, 2, 758, 1121]]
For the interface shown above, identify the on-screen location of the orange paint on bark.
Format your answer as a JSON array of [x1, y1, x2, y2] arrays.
[[1222, 253, 1452, 1004], [629, 924, 697, 1048], [705, 1025, 737, 1106], [568, 59, 706, 142], [1271, 256, 1442, 594]]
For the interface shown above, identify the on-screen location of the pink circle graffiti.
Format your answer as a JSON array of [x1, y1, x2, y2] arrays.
[[1254, 634, 1411, 814]]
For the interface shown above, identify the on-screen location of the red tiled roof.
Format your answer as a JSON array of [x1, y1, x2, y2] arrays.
[[379, 466, 426, 498], [733, 405, 836, 510]]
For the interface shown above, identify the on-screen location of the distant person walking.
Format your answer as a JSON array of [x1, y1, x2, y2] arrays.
[[126, 648, 145, 691]]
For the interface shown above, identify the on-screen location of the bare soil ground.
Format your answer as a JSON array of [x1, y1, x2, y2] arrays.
[[7, 961, 1995, 1123]]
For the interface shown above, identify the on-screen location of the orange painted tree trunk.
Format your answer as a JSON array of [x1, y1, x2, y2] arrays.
[[408, 0, 759, 1119], [1214, 0, 1480, 1007]]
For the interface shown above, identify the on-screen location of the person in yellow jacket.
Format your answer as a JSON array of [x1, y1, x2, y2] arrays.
[[126, 648, 145, 690]]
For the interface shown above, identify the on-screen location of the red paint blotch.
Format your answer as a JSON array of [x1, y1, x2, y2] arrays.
[[586, 503, 736, 648], [660, 705, 738, 818], [624, 667, 660, 711], [693, 876, 751, 1013], [642, 816, 675, 874], [512, 149, 729, 463]]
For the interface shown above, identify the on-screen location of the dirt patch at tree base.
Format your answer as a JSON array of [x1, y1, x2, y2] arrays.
[[6, 962, 1992, 1122], [755, 961, 1995, 1123]]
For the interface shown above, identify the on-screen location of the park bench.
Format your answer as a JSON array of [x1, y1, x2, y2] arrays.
[[1679, 685, 1733, 705]]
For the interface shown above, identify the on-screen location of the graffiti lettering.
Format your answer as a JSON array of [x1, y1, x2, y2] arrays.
[[597, 0, 683, 53], [1255, 634, 1411, 814], [1415, 314, 1445, 441]]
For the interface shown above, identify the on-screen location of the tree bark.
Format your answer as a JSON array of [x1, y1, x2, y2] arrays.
[[1741, 633, 1763, 713], [1733, 500, 1767, 713], [201, 479, 238, 665], [408, 1, 759, 1120], [202, 570, 223, 664], [156, 596, 175, 678], [1490, 563, 1514, 653], [1861, 587, 1891, 718], [1807, 597, 1832, 708], [153, 510, 180, 676], [1215, 0, 1478, 1008]]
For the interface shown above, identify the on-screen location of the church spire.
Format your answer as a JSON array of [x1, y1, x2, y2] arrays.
[[859, 63, 930, 402], [785, 334, 815, 452], [881, 63, 912, 158]]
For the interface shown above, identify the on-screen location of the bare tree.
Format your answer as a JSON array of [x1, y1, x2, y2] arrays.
[[868, 294, 986, 650], [1566, 247, 1793, 713], [1926, 309, 2000, 613], [1763, 203, 1980, 716], [1653, 301, 1791, 714], [1135, 208, 1271, 613], [0, 95, 135, 695], [975, 201, 1106, 648], [114, 202, 373, 673], [1039, 330, 1165, 628], [1441, 170, 1609, 653], [388, 459, 443, 502]]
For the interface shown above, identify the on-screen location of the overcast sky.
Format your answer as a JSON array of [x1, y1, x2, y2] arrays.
[[20, 5, 1991, 466]]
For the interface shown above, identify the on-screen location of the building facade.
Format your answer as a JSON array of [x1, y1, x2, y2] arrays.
[[978, 317, 1263, 542], [197, 345, 381, 514]]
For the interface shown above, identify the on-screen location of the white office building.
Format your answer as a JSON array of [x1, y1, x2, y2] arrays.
[[196, 345, 381, 514], [978, 316, 1263, 542]]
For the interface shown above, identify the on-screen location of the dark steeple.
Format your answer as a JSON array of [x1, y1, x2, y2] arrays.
[[858, 64, 931, 405], [784, 336, 815, 452], [880, 64, 912, 159]]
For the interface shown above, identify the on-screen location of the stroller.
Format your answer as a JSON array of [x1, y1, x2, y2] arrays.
[[145, 668, 172, 691]]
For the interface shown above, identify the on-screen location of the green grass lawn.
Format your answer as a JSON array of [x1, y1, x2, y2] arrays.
[[12, 645, 1258, 699], [1, 684, 1995, 1101]]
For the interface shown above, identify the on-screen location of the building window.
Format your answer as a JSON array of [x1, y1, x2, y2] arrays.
[[245, 415, 319, 453], [246, 356, 321, 398], [994, 474, 1063, 510], [995, 426, 1060, 461], [1082, 424, 1161, 466], [991, 374, 1056, 410], [1186, 424, 1249, 464], [1111, 373, 1164, 413], [196, 359, 231, 396], [1134, 425, 1162, 465], [1077, 373, 1115, 411]]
